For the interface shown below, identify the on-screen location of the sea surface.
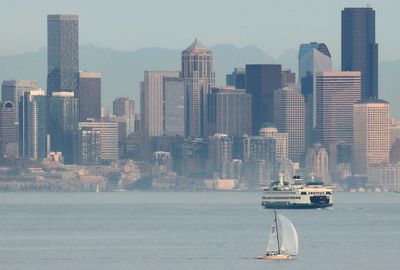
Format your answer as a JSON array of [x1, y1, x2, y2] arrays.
[[0, 191, 399, 270]]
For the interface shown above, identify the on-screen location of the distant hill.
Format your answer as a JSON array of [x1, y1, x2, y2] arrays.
[[0, 44, 399, 118]]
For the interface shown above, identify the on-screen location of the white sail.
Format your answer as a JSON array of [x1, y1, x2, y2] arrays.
[[266, 223, 280, 253], [278, 214, 299, 256]]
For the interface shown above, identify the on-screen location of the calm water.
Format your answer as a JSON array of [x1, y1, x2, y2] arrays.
[[0, 192, 399, 270]]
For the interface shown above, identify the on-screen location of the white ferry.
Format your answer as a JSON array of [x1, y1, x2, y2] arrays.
[[261, 175, 333, 209]]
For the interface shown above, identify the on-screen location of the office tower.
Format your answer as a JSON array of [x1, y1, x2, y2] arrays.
[[226, 68, 246, 89], [390, 139, 400, 164], [281, 69, 296, 87], [207, 86, 251, 137], [242, 135, 276, 186], [0, 101, 18, 159], [342, 7, 378, 99], [163, 77, 185, 137], [19, 89, 47, 160], [1, 80, 37, 120], [182, 39, 216, 138], [328, 142, 352, 180], [389, 119, 400, 148], [47, 15, 79, 96], [140, 71, 180, 138], [77, 121, 118, 162], [315, 72, 361, 146], [76, 126, 101, 165], [353, 100, 389, 176], [78, 71, 101, 121], [245, 64, 282, 134], [208, 133, 233, 178], [273, 87, 305, 162], [259, 123, 288, 161], [47, 92, 79, 164], [113, 97, 135, 136], [305, 143, 330, 181], [298, 42, 332, 149]]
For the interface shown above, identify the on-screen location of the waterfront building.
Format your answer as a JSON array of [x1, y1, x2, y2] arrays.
[[246, 64, 282, 134], [208, 134, 233, 178], [182, 39, 216, 137], [273, 87, 305, 162], [207, 86, 251, 137], [315, 71, 361, 146], [47, 14, 79, 95], [305, 143, 330, 181], [342, 7, 378, 99], [353, 99, 390, 176], [78, 71, 101, 121]]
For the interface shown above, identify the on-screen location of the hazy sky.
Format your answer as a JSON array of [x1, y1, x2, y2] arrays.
[[1, 0, 399, 63]]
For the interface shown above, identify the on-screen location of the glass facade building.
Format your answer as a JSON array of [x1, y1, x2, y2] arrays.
[[47, 14, 79, 96], [163, 77, 185, 137], [78, 72, 101, 121]]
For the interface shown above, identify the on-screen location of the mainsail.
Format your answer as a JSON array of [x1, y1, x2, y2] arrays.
[[266, 222, 280, 253]]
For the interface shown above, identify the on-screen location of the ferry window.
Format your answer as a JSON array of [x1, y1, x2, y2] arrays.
[[301, 192, 306, 195]]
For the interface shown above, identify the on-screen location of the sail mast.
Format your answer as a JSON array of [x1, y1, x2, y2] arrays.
[[274, 210, 281, 254]]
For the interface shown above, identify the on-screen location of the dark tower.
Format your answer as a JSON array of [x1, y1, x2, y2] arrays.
[[342, 7, 378, 99], [245, 64, 282, 135]]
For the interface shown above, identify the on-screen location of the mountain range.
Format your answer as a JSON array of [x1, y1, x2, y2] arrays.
[[0, 44, 399, 118]]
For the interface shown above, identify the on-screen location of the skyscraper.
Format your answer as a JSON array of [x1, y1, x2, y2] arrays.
[[182, 39, 216, 138], [113, 97, 135, 136], [315, 71, 361, 146], [342, 7, 378, 99], [19, 89, 47, 160], [163, 77, 185, 137], [78, 71, 101, 121], [281, 69, 296, 87], [273, 87, 305, 162], [47, 14, 79, 96], [259, 123, 288, 161], [140, 71, 180, 138], [226, 68, 246, 89], [0, 101, 18, 159], [1, 80, 37, 120], [245, 64, 282, 134], [207, 86, 251, 137], [47, 92, 79, 164], [353, 100, 389, 176]]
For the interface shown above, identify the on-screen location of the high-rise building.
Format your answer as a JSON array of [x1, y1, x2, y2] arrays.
[[315, 71, 361, 146], [140, 71, 180, 138], [298, 42, 332, 149], [353, 100, 389, 176], [77, 121, 118, 162], [208, 133, 233, 178], [113, 97, 135, 136], [0, 101, 18, 159], [163, 77, 185, 137], [207, 86, 251, 137], [182, 39, 216, 138], [342, 7, 378, 99], [1, 80, 37, 120], [75, 126, 101, 165], [19, 89, 47, 160], [47, 92, 79, 164], [259, 123, 288, 161], [226, 68, 246, 89], [245, 64, 282, 134], [47, 15, 79, 96], [305, 143, 330, 181], [281, 69, 296, 87], [273, 87, 305, 162], [78, 71, 101, 121]]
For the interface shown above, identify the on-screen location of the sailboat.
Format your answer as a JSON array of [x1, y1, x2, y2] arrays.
[[257, 211, 299, 260]]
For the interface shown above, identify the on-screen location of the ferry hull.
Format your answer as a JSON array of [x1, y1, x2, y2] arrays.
[[262, 202, 333, 209]]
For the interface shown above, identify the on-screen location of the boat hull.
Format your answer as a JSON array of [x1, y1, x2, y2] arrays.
[[256, 254, 292, 260], [262, 202, 333, 209]]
